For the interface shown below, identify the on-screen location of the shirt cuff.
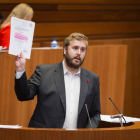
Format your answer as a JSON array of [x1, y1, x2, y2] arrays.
[[15, 70, 25, 79]]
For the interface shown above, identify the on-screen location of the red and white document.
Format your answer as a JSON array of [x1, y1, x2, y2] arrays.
[[9, 17, 35, 59]]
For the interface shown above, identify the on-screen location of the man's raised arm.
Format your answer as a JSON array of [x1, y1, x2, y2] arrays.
[[14, 52, 40, 101]]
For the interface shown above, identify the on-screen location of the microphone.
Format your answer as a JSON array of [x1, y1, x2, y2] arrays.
[[110, 114, 123, 119], [109, 97, 127, 126], [85, 104, 92, 128]]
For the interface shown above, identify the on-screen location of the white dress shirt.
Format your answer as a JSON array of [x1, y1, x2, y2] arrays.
[[62, 60, 81, 129], [15, 70, 25, 79]]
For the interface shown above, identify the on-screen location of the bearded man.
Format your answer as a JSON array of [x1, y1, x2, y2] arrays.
[[15, 33, 101, 128]]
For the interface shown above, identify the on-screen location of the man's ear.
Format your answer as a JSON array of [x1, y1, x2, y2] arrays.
[[64, 47, 66, 55]]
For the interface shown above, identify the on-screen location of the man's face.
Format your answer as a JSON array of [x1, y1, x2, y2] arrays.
[[64, 39, 87, 69]]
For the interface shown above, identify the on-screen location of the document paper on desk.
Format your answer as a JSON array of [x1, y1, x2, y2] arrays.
[[0, 124, 22, 129], [9, 17, 35, 59], [101, 115, 140, 123]]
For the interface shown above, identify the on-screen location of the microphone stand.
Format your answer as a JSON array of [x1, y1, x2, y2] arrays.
[[109, 97, 127, 127]]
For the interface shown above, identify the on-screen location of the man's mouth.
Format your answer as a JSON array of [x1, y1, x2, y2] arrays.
[[73, 57, 81, 62]]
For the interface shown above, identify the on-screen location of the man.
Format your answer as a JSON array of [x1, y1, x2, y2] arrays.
[[15, 33, 101, 128]]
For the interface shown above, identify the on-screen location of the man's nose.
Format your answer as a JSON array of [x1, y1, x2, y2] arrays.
[[77, 49, 81, 55]]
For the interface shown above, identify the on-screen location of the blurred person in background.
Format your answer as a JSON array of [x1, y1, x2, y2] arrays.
[[0, 3, 34, 49], [0, 11, 4, 25]]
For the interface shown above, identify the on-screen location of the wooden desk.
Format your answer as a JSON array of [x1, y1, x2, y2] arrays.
[[0, 121, 140, 140], [0, 45, 127, 126]]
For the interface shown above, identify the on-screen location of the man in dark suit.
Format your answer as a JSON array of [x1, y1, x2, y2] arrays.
[[15, 33, 101, 129]]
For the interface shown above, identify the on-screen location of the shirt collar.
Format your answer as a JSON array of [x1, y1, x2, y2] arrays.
[[62, 60, 81, 76]]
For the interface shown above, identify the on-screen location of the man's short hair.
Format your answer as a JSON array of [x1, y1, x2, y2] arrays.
[[63, 33, 88, 50]]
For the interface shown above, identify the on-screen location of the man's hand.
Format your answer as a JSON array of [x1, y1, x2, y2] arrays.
[[15, 52, 26, 72]]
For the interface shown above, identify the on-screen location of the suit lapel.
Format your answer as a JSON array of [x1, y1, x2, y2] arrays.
[[53, 63, 66, 112], [78, 68, 89, 114]]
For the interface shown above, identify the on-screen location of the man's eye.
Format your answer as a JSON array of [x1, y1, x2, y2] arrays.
[[74, 47, 78, 49], [81, 48, 85, 51]]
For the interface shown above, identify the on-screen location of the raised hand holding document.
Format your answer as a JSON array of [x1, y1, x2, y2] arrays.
[[9, 17, 35, 59]]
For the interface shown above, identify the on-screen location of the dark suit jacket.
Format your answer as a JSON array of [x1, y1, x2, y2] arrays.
[[15, 62, 101, 128]]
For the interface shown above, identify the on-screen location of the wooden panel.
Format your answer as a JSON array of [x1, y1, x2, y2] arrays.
[[0, 122, 140, 140], [32, 42, 41, 47], [1, 4, 140, 11], [0, 0, 140, 4], [85, 45, 127, 115], [0, 4, 58, 11], [57, 5, 140, 11], [124, 45, 140, 117], [26, 11, 140, 22], [0, 45, 127, 126], [33, 33, 140, 45], [34, 22, 140, 37], [89, 38, 140, 118], [2, 11, 140, 22]]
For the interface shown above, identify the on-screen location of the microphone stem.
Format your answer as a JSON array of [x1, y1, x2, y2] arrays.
[[109, 98, 121, 114], [85, 104, 92, 128]]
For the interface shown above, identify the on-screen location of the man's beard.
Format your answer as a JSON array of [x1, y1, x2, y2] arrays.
[[65, 51, 85, 69]]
